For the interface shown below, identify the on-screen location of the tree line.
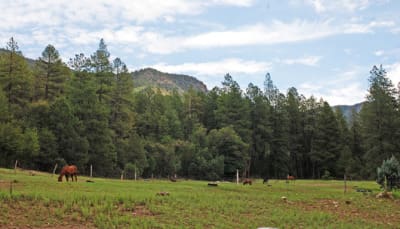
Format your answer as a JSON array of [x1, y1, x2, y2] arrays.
[[0, 37, 399, 180]]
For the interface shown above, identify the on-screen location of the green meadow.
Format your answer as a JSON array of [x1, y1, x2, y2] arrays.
[[0, 168, 399, 229]]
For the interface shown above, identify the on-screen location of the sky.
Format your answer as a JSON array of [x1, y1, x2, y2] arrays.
[[1, 0, 400, 105]]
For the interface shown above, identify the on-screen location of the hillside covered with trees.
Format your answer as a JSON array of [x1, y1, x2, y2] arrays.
[[1, 37, 399, 180], [132, 68, 207, 94]]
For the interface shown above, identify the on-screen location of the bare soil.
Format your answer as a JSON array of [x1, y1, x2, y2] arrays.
[[292, 198, 400, 227]]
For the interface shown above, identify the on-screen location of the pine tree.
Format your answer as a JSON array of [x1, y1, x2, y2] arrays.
[[360, 65, 399, 178], [246, 83, 272, 177], [109, 58, 135, 139], [90, 39, 113, 103], [286, 87, 304, 178], [264, 74, 289, 178], [335, 108, 355, 178], [0, 37, 33, 115], [68, 70, 115, 176], [348, 109, 365, 178], [310, 101, 341, 178], [34, 44, 70, 101]]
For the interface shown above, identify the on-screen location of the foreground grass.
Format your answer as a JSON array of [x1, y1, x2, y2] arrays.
[[0, 168, 399, 228]]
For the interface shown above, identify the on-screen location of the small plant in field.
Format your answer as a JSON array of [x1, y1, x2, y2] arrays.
[[376, 155, 400, 191], [321, 170, 333, 180]]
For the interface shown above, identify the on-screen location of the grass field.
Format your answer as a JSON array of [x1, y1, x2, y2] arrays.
[[0, 168, 399, 229]]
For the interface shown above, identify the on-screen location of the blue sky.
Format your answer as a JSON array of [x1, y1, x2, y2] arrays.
[[1, 0, 400, 105]]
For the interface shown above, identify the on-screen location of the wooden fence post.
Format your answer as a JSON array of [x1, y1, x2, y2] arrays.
[[134, 167, 137, 181], [52, 164, 58, 177], [90, 164, 93, 178], [344, 174, 347, 194], [14, 160, 18, 174], [236, 169, 239, 185]]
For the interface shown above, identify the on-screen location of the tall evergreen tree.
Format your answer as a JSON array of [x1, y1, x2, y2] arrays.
[[264, 74, 289, 178], [215, 74, 251, 175], [246, 83, 272, 177], [0, 37, 33, 114], [90, 39, 113, 103], [110, 58, 134, 139], [34, 45, 70, 101], [310, 101, 341, 178], [335, 108, 354, 178], [286, 87, 304, 177], [348, 109, 365, 178], [360, 65, 400, 178], [68, 69, 115, 176]]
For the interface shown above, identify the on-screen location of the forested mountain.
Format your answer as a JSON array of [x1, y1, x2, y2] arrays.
[[334, 102, 364, 122], [132, 68, 207, 94], [0, 48, 36, 66], [1, 37, 399, 180]]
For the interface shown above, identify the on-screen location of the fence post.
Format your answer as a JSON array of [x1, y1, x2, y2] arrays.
[[90, 164, 93, 178], [52, 164, 58, 177], [134, 167, 137, 181], [236, 169, 239, 185], [344, 174, 347, 194], [14, 160, 18, 174]]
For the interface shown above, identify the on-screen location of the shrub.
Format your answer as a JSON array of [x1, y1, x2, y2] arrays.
[[321, 170, 333, 180], [376, 155, 400, 191]]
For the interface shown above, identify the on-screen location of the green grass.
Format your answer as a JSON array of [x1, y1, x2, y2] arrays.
[[0, 168, 399, 228]]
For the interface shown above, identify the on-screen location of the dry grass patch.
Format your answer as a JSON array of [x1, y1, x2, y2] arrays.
[[294, 198, 400, 228]]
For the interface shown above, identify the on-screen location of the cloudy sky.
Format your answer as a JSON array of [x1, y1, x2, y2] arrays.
[[1, 0, 399, 105]]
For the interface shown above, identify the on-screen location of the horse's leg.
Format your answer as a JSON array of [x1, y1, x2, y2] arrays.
[[66, 174, 69, 182]]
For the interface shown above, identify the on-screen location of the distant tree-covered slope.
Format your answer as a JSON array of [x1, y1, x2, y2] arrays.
[[0, 48, 36, 66], [132, 68, 207, 93], [334, 102, 364, 122]]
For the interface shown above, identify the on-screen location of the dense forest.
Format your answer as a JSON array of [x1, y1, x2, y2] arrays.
[[0, 37, 399, 180]]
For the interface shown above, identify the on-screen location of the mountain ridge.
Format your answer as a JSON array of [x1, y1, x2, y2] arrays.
[[131, 68, 208, 94], [333, 102, 364, 122]]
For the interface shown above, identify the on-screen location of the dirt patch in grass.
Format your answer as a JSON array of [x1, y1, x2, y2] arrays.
[[119, 203, 156, 217], [0, 180, 24, 192], [292, 198, 400, 227], [0, 199, 95, 229], [133, 205, 155, 217]]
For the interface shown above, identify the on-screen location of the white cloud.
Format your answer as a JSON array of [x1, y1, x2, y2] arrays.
[[181, 21, 336, 50], [148, 58, 271, 76], [304, 0, 371, 13], [299, 82, 366, 105], [343, 20, 395, 33], [0, 0, 254, 29], [0, 0, 394, 56], [280, 56, 322, 66], [298, 67, 367, 105], [139, 19, 393, 54], [387, 63, 400, 86], [93, 19, 388, 55], [209, 0, 254, 7], [374, 50, 385, 56]]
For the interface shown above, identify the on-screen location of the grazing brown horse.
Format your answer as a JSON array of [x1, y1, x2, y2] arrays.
[[243, 178, 252, 185], [286, 175, 295, 183], [58, 165, 78, 182]]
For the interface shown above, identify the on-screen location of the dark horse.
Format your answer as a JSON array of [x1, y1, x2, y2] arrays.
[[58, 165, 78, 182], [243, 178, 252, 185], [286, 175, 295, 183]]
